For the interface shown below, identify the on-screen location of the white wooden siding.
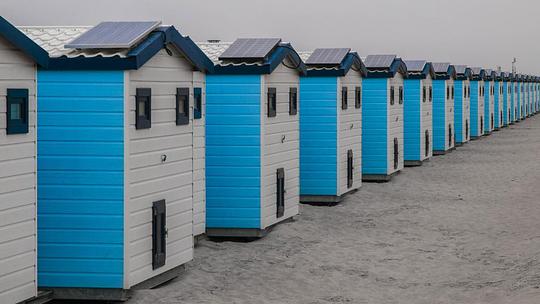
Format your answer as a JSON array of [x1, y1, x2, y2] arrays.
[[446, 78, 455, 150], [488, 81, 495, 131], [338, 70, 362, 195], [261, 62, 300, 229], [387, 74, 404, 174], [126, 47, 193, 288], [420, 76, 433, 160], [478, 81, 485, 130], [0, 36, 37, 304], [192, 71, 206, 237], [463, 79, 471, 142]]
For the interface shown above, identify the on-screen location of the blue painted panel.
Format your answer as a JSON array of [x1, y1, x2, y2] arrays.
[[299, 77, 337, 196], [454, 81, 464, 143], [403, 79, 421, 161], [470, 81, 481, 137], [362, 78, 388, 174], [206, 75, 261, 229], [432, 80, 446, 151], [37, 70, 124, 289]]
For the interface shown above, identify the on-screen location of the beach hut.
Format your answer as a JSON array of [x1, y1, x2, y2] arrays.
[[501, 72, 512, 126], [362, 55, 407, 181], [527, 75, 533, 117], [494, 71, 503, 129], [523, 75, 529, 118], [402, 60, 434, 166], [509, 73, 517, 123], [453, 65, 472, 145], [0, 16, 48, 304], [431, 62, 456, 154], [535, 77, 539, 114], [516, 74, 524, 121], [298, 48, 366, 203], [483, 69, 495, 134], [21, 22, 214, 300], [470, 67, 485, 139], [197, 38, 304, 237]]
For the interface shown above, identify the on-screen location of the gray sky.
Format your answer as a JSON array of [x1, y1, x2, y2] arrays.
[[2, 0, 539, 74]]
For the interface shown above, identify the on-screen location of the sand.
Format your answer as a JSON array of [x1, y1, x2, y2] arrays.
[[130, 116, 540, 304]]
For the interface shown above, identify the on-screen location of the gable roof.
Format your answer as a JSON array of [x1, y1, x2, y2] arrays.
[[482, 69, 496, 81], [301, 48, 366, 77], [454, 65, 472, 80], [363, 54, 407, 78], [431, 62, 456, 80], [197, 40, 305, 75], [470, 67, 484, 80], [0, 16, 48, 67], [403, 60, 434, 79], [20, 24, 213, 72]]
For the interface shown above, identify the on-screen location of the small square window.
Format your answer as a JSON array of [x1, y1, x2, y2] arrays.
[[268, 87, 277, 117], [194, 88, 202, 119], [467, 86, 471, 97], [341, 87, 348, 110], [136, 88, 151, 129], [446, 86, 450, 99], [423, 86, 427, 103], [451, 86, 455, 99], [390, 86, 395, 105], [398, 86, 403, 104], [289, 87, 298, 115], [6, 89, 29, 135], [176, 88, 189, 125], [429, 86, 433, 102], [355, 86, 362, 109]]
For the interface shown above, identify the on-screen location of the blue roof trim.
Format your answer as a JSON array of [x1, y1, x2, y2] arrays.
[[304, 52, 367, 77], [212, 43, 306, 75], [46, 26, 213, 72], [456, 68, 472, 80], [365, 58, 407, 78], [407, 62, 435, 79], [433, 65, 456, 80], [0, 16, 48, 67]]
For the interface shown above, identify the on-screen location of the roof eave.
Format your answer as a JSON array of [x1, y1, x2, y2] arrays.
[[0, 16, 49, 67]]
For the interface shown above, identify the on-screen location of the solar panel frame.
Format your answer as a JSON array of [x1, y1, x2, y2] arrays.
[[454, 65, 468, 74], [65, 21, 162, 49], [364, 55, 396, 68], [305, 48, 350, 65], [403, 60, 427, 72], [218, 38, 281, 61], [432, 62, 451, 73]]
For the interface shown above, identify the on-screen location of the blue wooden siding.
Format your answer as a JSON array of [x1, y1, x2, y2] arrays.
[[299, 77, 337, 195], [403, 79, 421, 161], [454, 81, 464, 144], [362, 78, 387, 175], [470, 81, 480, 137], [37, 70, 124, 288], [206, 75, 261, 229], [494, 81, 500, 128], [432, 80, 446, 151]]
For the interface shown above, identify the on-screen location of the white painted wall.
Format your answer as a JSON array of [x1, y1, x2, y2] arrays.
[[261, 62, 300, 229], [126, 47, 194, 288], [421, 76, 433, 160], [338, 70, 362, 196], [192, 71, 206, 237], [462, 79, 471, 141], [387, 74, 404, 174], [446, 78, 455, 150], [0, 36, 37, 304]]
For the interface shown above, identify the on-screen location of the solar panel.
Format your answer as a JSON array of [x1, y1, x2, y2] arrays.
[[454, 65, 468, 74], [65, 21, 161, 49], [305, 48, 350, 65], [219, 38, 281, 61], [364, 55, 396, 68], [432, 62, 450, 73], [403, 60, 426, 72], [471, 67, 482, 75]]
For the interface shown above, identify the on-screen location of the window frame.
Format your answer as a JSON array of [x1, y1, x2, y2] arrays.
[[341, 87, 348, 110], [135, 88, 152, 130], [289, 87, 298, 115], [6, 89, 29, 135], [267, 87, 277, 117], [355, 86, 362, 109], [423, 85, 427, 103], [390, 86, 395, 105], [176, 87, 190, 125], [398, 86, 403, 104], [193, 87, 202, 119]]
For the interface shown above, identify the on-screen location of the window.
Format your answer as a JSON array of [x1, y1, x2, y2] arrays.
[[451, 85, 455, 99], [347, 150, 354, 188], [393, 138, 399, 169], [464, 86, 467, 98], [446, 86, 450, 99], [6, 89, 29, 135], [267, 88, 277, 117], [152, 199, 166, 270], [342, 87, 348, 109], [423, 86, 427, 103], [398, 86, 403, 104], [193, 87, 202, 119], [276, 168, 285, 218], [467, 86, 471, 98], [175, 88, 190, 125], [136, 88, 151, 129], [429, 86, 433, 102], [390, 86, 395, 105], [355, 86, 362, 109], [289, 87, 298, 115]]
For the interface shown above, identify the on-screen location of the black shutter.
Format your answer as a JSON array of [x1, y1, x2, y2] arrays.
[[176, 88, 190, 125], [194, 87, 202, 119], [448, 124, 452, 147], [465, 120, 469, 140], [6, 89, 29, 135], [355, 86, 361, 108], [393, 138, 399, 169], [276, 168, 285, 218], [480, 116, 484, 133], [423, 86, 426, 102], [425, 130, 429, 157], [136, 88, 151, 129], [152, 200, 166, 270], [347, 150, 353, 188], [341, 87, 348, 110], [289, 87, 297, 115], [390, 86, 395, 105], [268, 88, 276, 117], [398, 86, 403, 104]]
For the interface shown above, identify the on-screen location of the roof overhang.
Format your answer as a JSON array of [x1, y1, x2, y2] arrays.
[[0, 16, 49, 67]]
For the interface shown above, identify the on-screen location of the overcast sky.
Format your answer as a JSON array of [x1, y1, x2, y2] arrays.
[[2, 0, 539, 74]]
